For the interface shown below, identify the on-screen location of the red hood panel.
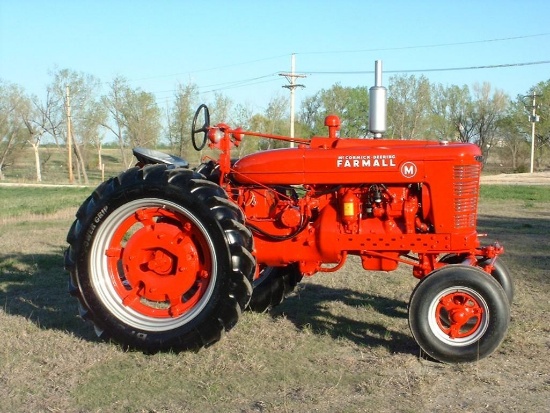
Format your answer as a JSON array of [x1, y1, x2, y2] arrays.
[[231, 139, 481, 185]]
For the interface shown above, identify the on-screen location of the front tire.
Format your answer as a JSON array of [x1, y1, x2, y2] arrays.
[[65, 165, 254, 352], [439, 254, 514, 304], [408, 265, 510, 363]]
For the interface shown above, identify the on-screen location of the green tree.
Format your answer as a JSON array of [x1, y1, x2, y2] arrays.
[[299, 84, 370, 138], [255, 95, 288, 150], [387, 74, 432, 139], [103, 76, 161, 166], [123, 88, 160, 148], [495, 104, 530, 171], [523, 80, 550, 170]]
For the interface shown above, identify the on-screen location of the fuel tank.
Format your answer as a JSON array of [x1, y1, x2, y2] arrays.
[[231, 137, 481, 185]]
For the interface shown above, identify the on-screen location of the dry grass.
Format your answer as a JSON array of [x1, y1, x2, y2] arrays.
[[0, 190, 549, 412]]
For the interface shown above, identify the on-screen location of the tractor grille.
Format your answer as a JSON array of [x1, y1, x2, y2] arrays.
[[453, 164, 480, 229]]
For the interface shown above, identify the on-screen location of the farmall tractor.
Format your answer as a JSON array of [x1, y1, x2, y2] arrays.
[[65, 62, 512, 363]]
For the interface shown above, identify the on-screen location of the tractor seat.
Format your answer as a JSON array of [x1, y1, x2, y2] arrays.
[[133, 147, 189, 168]]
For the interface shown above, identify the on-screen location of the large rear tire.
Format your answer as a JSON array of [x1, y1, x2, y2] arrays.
[[65, 164, 254, 352], [248, 264, 302, 313], [409, 265, 510, 363]]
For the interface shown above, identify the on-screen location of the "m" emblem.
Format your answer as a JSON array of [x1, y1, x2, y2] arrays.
[[401, 162, 417, 178]]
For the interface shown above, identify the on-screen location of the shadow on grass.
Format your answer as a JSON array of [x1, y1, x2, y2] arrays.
[[477, 214, 550, 236], [270, 212, 550, 356], [1, 211, 547, 353], [1, 249, 417, 355], [270, 284, 418, 357], [0, 251, 97, 341], [477, 214, 550, 278]]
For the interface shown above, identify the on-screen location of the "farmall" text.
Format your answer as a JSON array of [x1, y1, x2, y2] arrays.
[[336, 154, 396, 168]]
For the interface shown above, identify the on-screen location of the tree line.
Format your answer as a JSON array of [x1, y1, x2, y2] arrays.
[[1, 68, 549, 182]]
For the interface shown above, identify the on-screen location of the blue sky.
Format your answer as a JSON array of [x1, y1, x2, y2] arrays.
[[1, 0, 549, 112]]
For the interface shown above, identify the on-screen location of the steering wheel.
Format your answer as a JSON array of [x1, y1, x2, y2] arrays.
[[191, 104, 211, 151]]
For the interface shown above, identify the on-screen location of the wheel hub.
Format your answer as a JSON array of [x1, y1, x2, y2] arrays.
[[437, 292, 483, 339], [105, 207, 213, 318]]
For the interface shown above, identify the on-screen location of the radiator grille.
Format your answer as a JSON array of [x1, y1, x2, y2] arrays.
[[453, 164, 480, 229]]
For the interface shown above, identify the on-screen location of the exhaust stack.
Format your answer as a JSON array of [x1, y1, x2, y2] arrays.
[[369, 60, 387, 139]]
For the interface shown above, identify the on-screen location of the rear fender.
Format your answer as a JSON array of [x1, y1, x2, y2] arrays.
[[133, 147, 189, 168]]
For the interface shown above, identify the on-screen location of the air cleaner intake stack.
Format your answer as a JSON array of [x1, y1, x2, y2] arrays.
[[369, 60, 387, 139]]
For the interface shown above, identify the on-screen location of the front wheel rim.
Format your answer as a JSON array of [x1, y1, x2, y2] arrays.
[[427, 286, 489, 347], [89, 198, 217, 332]]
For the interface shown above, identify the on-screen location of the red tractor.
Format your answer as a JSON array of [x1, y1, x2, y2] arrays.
[[65, 62, 512, 363]]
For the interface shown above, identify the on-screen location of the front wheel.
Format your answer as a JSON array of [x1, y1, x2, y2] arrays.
[[408, 265, 510, 363], [65, 165, 254, 352], [439, 254, 514, 304]]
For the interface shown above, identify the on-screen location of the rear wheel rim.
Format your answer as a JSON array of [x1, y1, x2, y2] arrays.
[[89, 198, 217, 332], [427, 286, 489, 346]]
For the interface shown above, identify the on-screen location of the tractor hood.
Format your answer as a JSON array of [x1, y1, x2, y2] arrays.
[[230, 137, 482, 185]]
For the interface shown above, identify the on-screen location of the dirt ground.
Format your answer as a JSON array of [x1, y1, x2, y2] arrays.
[[480, 171, 550, 185], [0, 179, 549, 412]]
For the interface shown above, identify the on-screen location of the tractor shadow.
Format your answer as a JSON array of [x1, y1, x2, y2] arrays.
[[0, 249, 417, 356], [269, 282, 418, 357], [0, 250, 97, 341], [476, 213, 550, 279]]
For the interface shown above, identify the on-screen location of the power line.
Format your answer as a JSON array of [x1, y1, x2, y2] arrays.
[[302, 60, 550, 75], [202, 78, 281, 94], [128, 33, 549, 83], [142, 58, 550, 101], [147, 74, 279, 97], [297, 33, 550, 55], [130, 56, 288, 82], [201, 74, 279, 89]]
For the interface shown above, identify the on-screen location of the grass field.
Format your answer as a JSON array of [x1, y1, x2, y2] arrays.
[[2, 146, 211, 185], [0, 185, 549, 412]]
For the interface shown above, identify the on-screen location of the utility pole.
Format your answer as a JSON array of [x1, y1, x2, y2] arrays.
[[279, 53, 306, 148], [523, 92, 541, 174], [66, 86, 74, 184]]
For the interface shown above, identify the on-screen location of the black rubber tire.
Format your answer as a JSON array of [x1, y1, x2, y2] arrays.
[[439, 254, 514, 304], [196, 160, 221, 184], [477, 258, 514, 304], [248, 264, 303, 313], [65, 164, 255, 352], [409, 265, 510, 363]]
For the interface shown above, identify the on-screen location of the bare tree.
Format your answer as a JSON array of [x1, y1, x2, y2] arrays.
[[22, 106, 45, 182], [466, 83, 509, 160], [496, 108, 530, 171], [33, 90, 65, 147], [209, 92, 233, 125], [232, 102, 256, 157], [102, 76, 130, 165], [47, 68, 105, 183], [255, 95, 288, 150], [168, 82, 198, 159], [0, 81, 30, 179], [430, 83, 471, 141], [102, 76, 161, 167]]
